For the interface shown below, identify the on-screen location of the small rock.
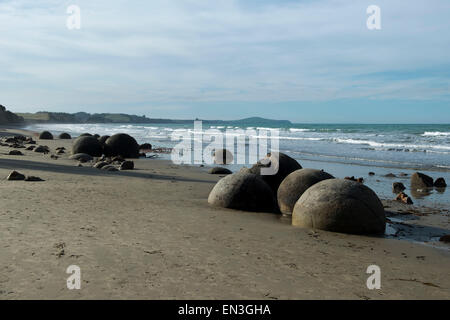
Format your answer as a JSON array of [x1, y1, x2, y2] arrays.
[[69, 153, 93, 162], [439, 235, 450, 243], [434, 178, 447, 188], [50, 154, 59, 160], [93, 161, 109, 169], [8, 150, 23, 156], [7, 170, 25, 181], [101, 165, 118, 172], [119, 160, 134, 170], [26, 145, 36, 150], [34, 145, 50, 153], [25, 176, 44, 182], [112, 155, 125, 163], [393, 182, 406, 193], [385, 173, 396, 178], [208, 167, 232, 175], [56, 149, 65, 154], [368, 172, 375, 176], [395, 192, 413, 205], [411, 172, 434, 189]]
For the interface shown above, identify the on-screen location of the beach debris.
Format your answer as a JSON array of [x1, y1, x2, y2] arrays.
[[411, 172, 434, 189], [93, 161, 109, 169], [25, 145, 36, 150], [8, 150, 23, 156], [208, 167, 232, 175], [119, 160, 134, 170], [249, 152, 302, 194], [58, 132, 71, 139], [277, 169, 334, 215], [25, 176, 44, 182], [6, 170, 25, 181], [392, 182, 406, 194], [69, 153, 94, 162], [98, 135, 110, 145], [434, 177, 447, 188], [104, 133, 140, 158], [395, 192, 413, 205], [439, 235, 450, 243], [368, 172, 375, 176], [34, 145, 50, 153], [292, 179, 386, 235], [72, 136, 103, 157], [213, 149, 233, 165], [208, 169, 277, 213], [38, 131, 53, 140], [139, 143, 152, 152], [385, 173, 396, 178]]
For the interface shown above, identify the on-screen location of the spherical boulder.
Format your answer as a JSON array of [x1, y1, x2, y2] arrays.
[[119, 160, 134, 170], [39, 131, 53, 140], [249, 152, 302, 193], [58, 132, 72, 139], [72, 136, 103, 157], [104, 133, 140, 158], [139, 143, 152, 151], [411, 172, 434, 189], [277, 169, 334, 215], [214, 149, 233, 165], [292, 179, 386, 235], [79, 133, 92, 137], [434, 178, 447, 188], [98, 135, 110, 145], [208, 170, 277, 213]]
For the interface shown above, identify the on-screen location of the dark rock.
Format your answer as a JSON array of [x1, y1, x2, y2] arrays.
[[93, 134, 100, 139], [8, 150, 23, 155], [104, 133, 140, 158], [25, 176, 44, 182], [277, 169, 334, 215], [385, 173, 396, 178], [58, 132, 72, 139], [7, 170, 25, 181], [69, 153, 93, 162], [56, 149, 65, 154], [434, 178, 447, 188], [72, 136, 103, 157], [25, 145, 35, 150], [411, 172, 434, 190], [393, 182, 406, 193], [292, 179, 386, 235], [395, 192, 413, 205], [119, 160, 134, 170], [93, 161, 109, 169], [50, 154, 59, 160], [208, 170, 277, 213], [249, 152, 302, 194], [98, 135, 110, 145], [34, 145, 50, 153], [139, 143, 152, 151], [79, 133, 92, 137], [39, 131, 53, 140], [112, 155, 125, 163], [101, 165, 118, 172], [208, 167, 232, 175], [369, 172, 375, 176], [439, 235, 450, 243]]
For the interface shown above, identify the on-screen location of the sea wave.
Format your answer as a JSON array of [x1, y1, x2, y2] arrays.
[[422, 131, 450, 137], [333, 138, 450, 151]]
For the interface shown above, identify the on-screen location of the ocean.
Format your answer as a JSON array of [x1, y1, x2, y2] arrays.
[[26, 122, 450, 208]]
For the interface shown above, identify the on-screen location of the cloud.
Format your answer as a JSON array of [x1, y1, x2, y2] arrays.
[[0, 0, 449, 118]]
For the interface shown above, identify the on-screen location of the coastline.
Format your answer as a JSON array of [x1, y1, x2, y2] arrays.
[[0, 127, 449, 299]]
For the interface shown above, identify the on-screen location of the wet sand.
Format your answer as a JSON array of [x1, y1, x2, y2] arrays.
[[0, 128, 449, 299]]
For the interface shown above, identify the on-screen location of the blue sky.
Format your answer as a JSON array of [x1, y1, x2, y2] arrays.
[[0, 0, 449, 123]]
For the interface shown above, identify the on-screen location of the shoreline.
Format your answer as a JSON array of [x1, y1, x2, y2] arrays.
[[0, 127, 449, 299]]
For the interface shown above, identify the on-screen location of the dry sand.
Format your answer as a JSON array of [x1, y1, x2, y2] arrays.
[[0, 128, 449, 299]]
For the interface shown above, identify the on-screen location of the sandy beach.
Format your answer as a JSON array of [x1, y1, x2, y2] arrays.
[[0, 128, 449, 300]]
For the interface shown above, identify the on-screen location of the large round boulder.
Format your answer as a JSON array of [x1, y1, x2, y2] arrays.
[[249, 152, 302, 193], [277, 169, 334, 215], [104, 133, 140, 158], [72, 136, 103, 157], [58, 132, 71, 139], [292, 179, 386, 235], [411, 172, 434, 190], [98, 135, 110, 145], [39, 131, 53, 140], [214, 149, 233, 165], [208, 170, 277, 213]]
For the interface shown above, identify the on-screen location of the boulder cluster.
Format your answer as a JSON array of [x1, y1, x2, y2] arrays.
[[208, 151, 386, 235]]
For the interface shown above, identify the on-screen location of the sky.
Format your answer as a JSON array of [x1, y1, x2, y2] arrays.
[[0, 0, 449, 123]]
